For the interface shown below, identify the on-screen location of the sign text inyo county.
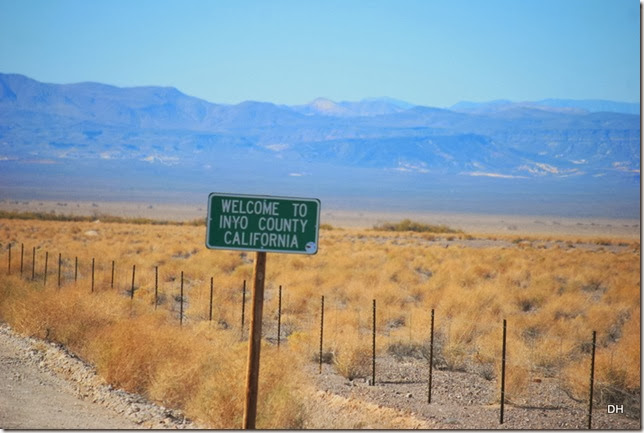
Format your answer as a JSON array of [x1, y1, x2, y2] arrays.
[[206, 192, 320, 254]]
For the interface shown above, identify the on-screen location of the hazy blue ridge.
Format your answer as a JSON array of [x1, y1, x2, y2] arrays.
[[450, 98, 639, 115], [0, 73, 639, 218]]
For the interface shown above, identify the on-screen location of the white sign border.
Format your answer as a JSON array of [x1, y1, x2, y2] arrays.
[[205, 192, 321, 255]]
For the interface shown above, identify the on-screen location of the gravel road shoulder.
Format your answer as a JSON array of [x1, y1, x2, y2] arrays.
[[0, 323, 199, 429]]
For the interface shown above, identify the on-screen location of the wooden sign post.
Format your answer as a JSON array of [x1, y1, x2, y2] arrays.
[[205, 193, 320, 429], [243, 251, 266, 429]]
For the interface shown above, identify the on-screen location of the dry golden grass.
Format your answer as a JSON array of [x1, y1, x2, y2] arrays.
[[0, 218, 640, 426], [0, 274, 305, 428]]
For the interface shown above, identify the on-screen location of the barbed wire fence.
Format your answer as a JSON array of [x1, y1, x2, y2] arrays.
[[1, 241, 640, 427]]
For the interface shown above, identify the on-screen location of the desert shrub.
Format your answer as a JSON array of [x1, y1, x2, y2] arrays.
[[313, 350, 335, 365], [0, 277, 124, 354], [90, 316, 173, 394], [185, 339, 306, 428], [440, 340, 469, 371], [387, 340, 427, 361], [373, 219, 462, 234], [332, 336, 372, 380], [0, 275, 308, 429], [501, 364, 531, 402], [0, 209, 199, 226], [475, 361, 496, 380]]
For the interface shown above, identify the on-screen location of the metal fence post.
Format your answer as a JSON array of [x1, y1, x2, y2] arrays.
[[58, 253, 61, 288], [241, 279, 246, 339], [428, 308, 435, 403], [209, 276, 214, 321], [43, 251, 48, 287], [154, 266, 159, 309], [588, 330, 597, 429], [319, 295, 325, 374], [372, 299, 376, 386], [31, 247, 35, 280], [130, 264, 136, 300], [277, 285, 282, 348], [179, 271, 184, 326], [500, 319, 507, 424]]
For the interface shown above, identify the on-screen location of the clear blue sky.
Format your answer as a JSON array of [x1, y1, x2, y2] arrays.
[[0, 0, 639, 107]]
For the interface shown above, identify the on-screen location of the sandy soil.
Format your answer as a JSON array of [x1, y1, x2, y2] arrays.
[[0, 199, 639, 238], [310, 353, 641, 430]]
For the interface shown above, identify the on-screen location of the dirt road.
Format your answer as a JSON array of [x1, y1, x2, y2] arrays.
[[0, 324, 196, 429]]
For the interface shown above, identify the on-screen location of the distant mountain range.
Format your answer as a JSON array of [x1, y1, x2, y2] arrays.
[[0, 73, 640, 217], [450, 99, 640, 115]]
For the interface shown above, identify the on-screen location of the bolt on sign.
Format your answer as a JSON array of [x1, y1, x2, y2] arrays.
[[206, 192, 320, 255]]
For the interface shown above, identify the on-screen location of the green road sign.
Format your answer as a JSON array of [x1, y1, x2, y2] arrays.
[[206, 193, 320, 254]]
